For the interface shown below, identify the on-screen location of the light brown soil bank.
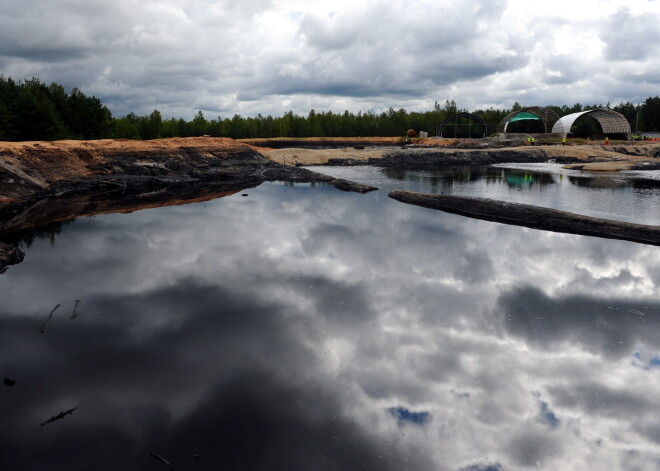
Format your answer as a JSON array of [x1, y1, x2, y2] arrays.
[[389, 190, 660, 247], [0, 137, 376, 206], [263, 146, 577, 167], [242, 137, 404, 149], [261, 148, 388, 165]]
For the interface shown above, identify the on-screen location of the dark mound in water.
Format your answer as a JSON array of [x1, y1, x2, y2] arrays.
[[389, 190, 660, 246]]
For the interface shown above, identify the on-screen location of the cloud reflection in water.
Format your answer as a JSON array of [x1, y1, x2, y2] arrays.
[[0, 182, 658, 470]]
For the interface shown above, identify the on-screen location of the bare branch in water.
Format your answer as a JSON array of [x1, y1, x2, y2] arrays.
[[40, 304, 60, 333], [149, 451, 175, 469], [40, 407, 77, 426], [70, 299, 80, 319]]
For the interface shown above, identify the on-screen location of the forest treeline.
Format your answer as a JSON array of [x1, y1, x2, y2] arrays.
[[1, 76, 660, 141]]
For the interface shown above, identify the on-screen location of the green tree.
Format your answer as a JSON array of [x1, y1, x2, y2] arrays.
[[139, 109, 162, 139], [640, 96, 660, 131], [190, 111, 208, 136], [612, 101, 639, 131], [112, 117, 141, 139], [0, 98, 17, 140], [15, 83, 66, 140], [444, 100, 458, 115]]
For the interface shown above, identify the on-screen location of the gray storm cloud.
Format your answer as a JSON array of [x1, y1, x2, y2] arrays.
[[1, 0, 659, 117]]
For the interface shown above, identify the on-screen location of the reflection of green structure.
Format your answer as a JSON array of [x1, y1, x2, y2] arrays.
[[497, 107, 560, 134], [505, 172, 535, 187]]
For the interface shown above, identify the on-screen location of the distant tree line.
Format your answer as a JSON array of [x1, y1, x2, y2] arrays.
[[0, 77, 111, 141], [1, 76, 659, 141]]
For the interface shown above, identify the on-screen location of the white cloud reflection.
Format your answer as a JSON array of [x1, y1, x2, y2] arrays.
[[0, 182, 659, 470]]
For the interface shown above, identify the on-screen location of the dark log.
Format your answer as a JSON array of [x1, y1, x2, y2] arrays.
[[388, 190, 660, 246]]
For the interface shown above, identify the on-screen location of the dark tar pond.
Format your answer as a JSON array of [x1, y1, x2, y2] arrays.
[[1, 164, 659, 470]]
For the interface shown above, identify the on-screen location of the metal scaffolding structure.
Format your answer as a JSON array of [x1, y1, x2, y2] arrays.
[[437, 112, 489, 138], [551, 108, 631, 137], [497, 106, 560, 133]]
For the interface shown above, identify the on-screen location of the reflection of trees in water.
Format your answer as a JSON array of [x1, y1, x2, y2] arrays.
[[1, 220, 75, 273], [382, 168, 407, 181], [383, 166, 492, 194], [569, 175, 660, 194], [383, 166, 560, 191], [568, 176, 625, 189], [630, 179, 660, 191], [382, 166, 658, 197], [0, 219, 75, 248]]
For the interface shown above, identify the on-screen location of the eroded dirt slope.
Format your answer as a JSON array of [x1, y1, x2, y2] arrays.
[[0, 137, 267, 204], [0, 137, 378, 206]]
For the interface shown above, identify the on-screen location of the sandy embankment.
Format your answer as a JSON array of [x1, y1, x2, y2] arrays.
[[0, 137, 377, 206], [261, 142, 660, 170], [260, 148, 388, 166], [0, 137, 260, 203], [543, 146, 658, 171]]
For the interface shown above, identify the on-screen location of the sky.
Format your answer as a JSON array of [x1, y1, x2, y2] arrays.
[[1, 0, 659, 119]]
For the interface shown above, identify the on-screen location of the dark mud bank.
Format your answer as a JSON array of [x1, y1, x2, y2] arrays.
[[0, 172, 375, 273], [0, 181, 246, 273], [323, 148, 581, 168], [389, 190, 660, 246]]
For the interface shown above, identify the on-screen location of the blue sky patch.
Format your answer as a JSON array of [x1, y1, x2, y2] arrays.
[[632, 351, 660, 370], [388, 407, 431, 426], [461, 463, 502, 471], [538, 400, 561, 429]]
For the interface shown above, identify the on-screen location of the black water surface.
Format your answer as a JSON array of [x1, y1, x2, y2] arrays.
[[1, 182, 659, 470]]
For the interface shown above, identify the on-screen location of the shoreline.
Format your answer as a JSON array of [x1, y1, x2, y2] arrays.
[[0, 137, 378, 273], [260, 142, 660, 169], [2, 137, 658, 212], [2, 137, 659, 271]]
